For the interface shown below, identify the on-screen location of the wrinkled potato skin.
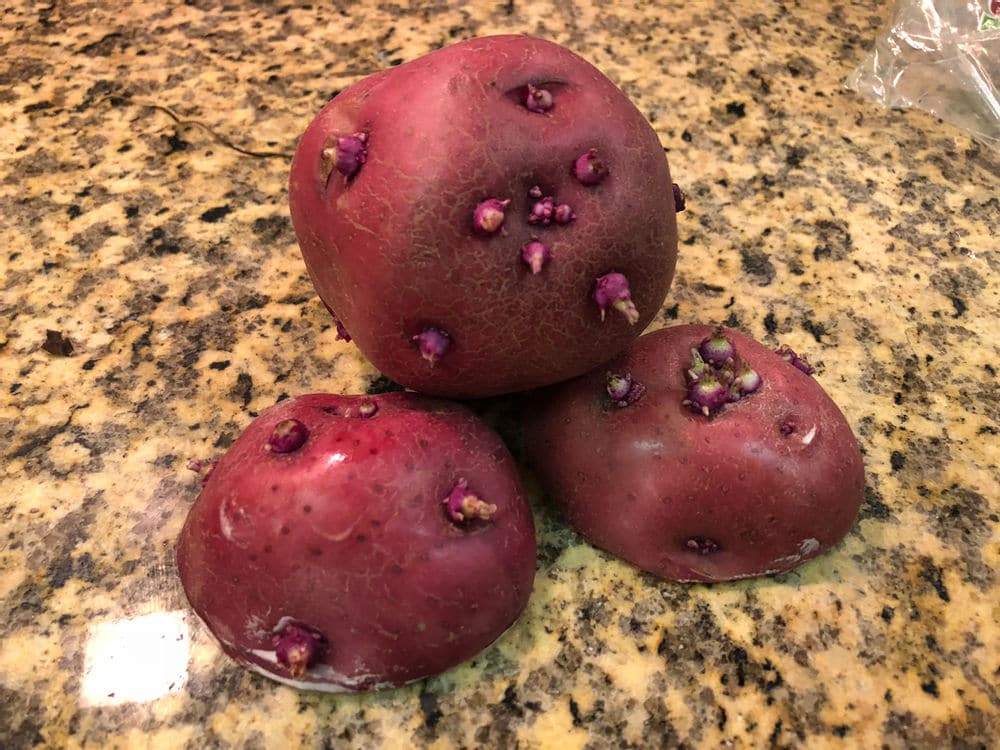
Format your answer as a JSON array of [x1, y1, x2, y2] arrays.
[[523, 325, 865, 582], [289, 35, 677, 398], [177, 393, 536, 692]]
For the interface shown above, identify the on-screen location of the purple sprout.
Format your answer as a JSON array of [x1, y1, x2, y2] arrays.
[[339, 399, 380, 419], [334, 318, 352, 343], [267, 419, 309, 453], [525, 84, 553, 113], [473, 198, 510, 234], [526, 186, 575, 226], [698, 328, 735, 367], [729, 364, 763, 398], [775, 345, 815, 375], [685, 349, 712, 384], [273, 622, 326, 678], [573, 149, 608, 186], [322, 303, 353, 343], [681, 331, 766, 416], [593, 272, 640, 324], [683, 373, 731, 417], [527, 192, 555, 225], [672, 183, 686, 213], [322, 133, 368, 181], [413, 327, 451, 365], [520, 240, 552, 274], [685, 536, 721, 555], [714, 361, 736, 388], [606, 372, 647, 408], [186, 458, 215, 485], [606, 373, 632, 401], [553, 203, 575, 224], [443, 479, 497, 523]]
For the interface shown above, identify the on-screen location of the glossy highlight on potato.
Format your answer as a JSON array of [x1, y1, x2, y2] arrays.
[[177, 393, 537, 692], [522, 325, 866, 582], [289, 34, 679, 398]]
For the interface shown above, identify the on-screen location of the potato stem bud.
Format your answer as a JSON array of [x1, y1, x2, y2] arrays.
[[413, 327, 451, 365], [525, 84, 553, 113], [273, 623, 326, 678], [685, 536, 720, 555], [593, 272, 640, 324], [698, 327, 736, 367], [683, 374, 730, 416], [520, 241, 552, 274], [553, 203, 575, 224], [473, 198, 510, 234], [775, 345, 816, 375], [267, 419, 309, 453], [573, 149, 608, 186], [606, 372, 646, 407], [527, 192, 555, 225], [443, 479, 496, 523], [322, 133, 368, 181]]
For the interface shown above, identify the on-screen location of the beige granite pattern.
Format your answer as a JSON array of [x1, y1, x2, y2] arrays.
[[2, 1, 999, 748]]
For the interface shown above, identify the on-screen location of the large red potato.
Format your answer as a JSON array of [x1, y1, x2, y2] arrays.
[[177, 393, 536, 692], [522, 325, 865, 582], [289, 35, 679, 398]]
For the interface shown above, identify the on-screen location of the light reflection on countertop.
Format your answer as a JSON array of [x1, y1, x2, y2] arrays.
[[81, 611, 190, 708]]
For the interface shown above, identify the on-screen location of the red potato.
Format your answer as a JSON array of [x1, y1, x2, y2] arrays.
[[289, 34, 680, 398], [177, 393, 536, 692], [522, 325, 865, 582]]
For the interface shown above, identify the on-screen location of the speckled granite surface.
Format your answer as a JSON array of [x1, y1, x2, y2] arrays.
[[2, 1, 999, 748]]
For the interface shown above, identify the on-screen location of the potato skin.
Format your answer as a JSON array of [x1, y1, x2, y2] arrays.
[[289, 35, 678, 398], [176, 393, 536, 692], [523, 325, 865, 582]]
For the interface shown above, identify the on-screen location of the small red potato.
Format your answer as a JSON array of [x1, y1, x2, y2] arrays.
[[522, 325, 865, 582], [289, 34, 679, 398], [177, 393, 536, 692]]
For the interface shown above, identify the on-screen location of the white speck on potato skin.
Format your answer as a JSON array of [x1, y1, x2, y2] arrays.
[[219, 501, 235, 542], [218, 497, 253, 547]]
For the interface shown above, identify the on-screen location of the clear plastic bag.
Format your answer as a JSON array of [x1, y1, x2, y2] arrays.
[[846, 0, 1000, 147]]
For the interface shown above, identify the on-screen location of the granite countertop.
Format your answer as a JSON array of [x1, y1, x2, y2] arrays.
[[2, 1, 999, 747]]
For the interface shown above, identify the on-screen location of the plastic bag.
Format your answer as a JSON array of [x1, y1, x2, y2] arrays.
[[846, 0, 1000, 147]]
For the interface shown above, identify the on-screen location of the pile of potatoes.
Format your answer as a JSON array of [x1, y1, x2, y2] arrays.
[[176, 35, 864, 692]]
